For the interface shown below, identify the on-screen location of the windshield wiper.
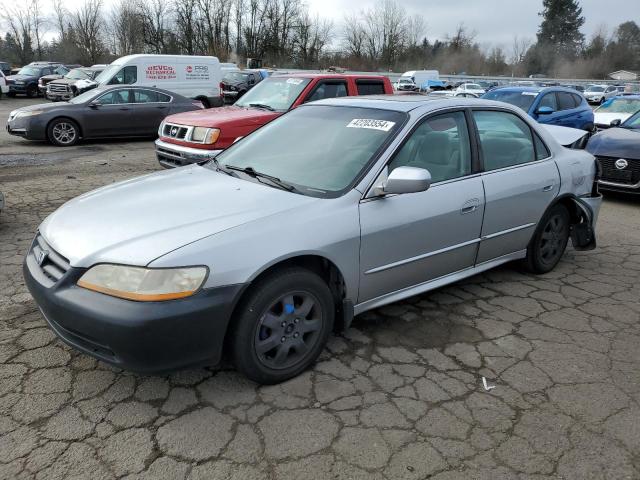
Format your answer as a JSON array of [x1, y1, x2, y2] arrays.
[[248, 103, 275, 111], [198, 155, 235, 176], [225, 165, 295, 192]]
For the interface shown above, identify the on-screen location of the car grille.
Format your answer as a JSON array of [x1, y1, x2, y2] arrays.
[[28, 233, 70, 286], [162, 122, 191, 140], [48, 83, 69, 93], [597, 156, 640, 185]]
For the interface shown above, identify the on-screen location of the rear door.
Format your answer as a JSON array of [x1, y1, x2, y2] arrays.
[[130, 89, 172, 135], [473, 109, 559, 264]]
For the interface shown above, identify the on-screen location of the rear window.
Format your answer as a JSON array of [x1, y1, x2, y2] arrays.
[[357, 80, 386, 95]]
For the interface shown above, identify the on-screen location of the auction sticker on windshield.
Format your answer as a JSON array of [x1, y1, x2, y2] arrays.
[[286, 78, 304, 85], [347, 119, 396, 131]]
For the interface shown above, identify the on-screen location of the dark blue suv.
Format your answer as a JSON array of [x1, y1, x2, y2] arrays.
[[482, 86, 594, 131]]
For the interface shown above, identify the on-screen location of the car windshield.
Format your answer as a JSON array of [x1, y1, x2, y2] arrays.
[[587, 85, 605, 92], [55, 66, 69, 75], [622, 111, 640, 129], [235, 77, 311, 111], [68, 89, 102, 104], [597, 98, 640, 114], [467, 84, 483, 89], [17, 67, 40, 76], [66, 69, 90, 80], [224, 72, 250, 82], [482, 90, 537, 111], [93, 64, 120, 84], [212, 105, 406, 197]]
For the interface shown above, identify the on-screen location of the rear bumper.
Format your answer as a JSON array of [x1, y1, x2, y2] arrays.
[[155, 138, 222, 169], [23, 253, 244, 373]]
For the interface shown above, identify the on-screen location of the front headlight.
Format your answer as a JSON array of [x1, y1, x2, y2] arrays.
[[191, 127, 220, 144], [77, 264, 208, 301], [14, 110, 44, 119]]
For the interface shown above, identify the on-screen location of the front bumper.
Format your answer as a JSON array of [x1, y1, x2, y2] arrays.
[[23, 250, 244, 373], [9, 84, 27, 94], [6, 117, 45, 140], [598, 179, 640, 194], [155, 138, 222, 169]]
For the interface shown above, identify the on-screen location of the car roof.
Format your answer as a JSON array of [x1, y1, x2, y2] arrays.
[[272, 73, 388, 80], [489, 85, 582, 95], [312, 95, 515, 113], [89, 85, 183, 98]]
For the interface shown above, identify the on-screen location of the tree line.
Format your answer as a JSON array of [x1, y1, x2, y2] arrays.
[[0, 0, 638, 79]]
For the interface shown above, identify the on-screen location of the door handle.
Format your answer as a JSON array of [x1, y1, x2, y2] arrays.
[[542, 185, 554, 192], [118, 107, 130, 111], [461, 198, 480, 215]]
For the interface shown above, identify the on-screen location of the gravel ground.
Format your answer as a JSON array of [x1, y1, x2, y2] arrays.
[[1, 96, 640, 480]]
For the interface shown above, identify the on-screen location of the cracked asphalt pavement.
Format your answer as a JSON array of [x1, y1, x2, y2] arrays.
[[1, 97, 640, 479]]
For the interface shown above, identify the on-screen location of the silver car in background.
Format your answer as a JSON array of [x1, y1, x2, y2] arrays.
[[23, 96, 602, 384]]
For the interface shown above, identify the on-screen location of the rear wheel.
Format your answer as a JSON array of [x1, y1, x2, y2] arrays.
[[524, 204, 570, 274], [231, 268, 334, 384], [47, 118, 80, 147]]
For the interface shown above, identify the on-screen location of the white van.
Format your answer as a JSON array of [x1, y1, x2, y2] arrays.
[[401, 70, 440, 90], [88, 54, 223, 107]]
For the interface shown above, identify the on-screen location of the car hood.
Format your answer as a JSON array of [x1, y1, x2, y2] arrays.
[[594, 111, 633, 126], [39, 166, 317, 268], [586, 127, 640, 159], [7, 74, 35, 82], [164, 105, 280, 129], [40, 74, 63, 82], [12, 102, 69, 114]]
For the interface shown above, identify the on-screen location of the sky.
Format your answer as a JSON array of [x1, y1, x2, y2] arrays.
[[307, 0, 636, 49]]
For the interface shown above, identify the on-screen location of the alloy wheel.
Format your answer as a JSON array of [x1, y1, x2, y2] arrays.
[[539, 213, 567, 265], [52, 122, 77, 145], [253, 291, 323, 370]]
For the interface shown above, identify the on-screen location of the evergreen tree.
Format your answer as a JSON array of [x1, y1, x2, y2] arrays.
[[537, 0, 585, 58]]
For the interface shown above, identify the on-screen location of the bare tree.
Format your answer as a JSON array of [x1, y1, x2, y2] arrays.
[[511, 35, 532, 65], [109, 0, 145, 55], [342, 12, 366, 59], [71, 0, 104, 64], [1, 0, 46, 63], [138, 0, 173, 54]]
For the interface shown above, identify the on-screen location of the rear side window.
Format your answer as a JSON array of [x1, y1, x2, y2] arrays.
[[133, 90, 171, 103], [474, 111, 535, 171], [557, 92, 577, 110], [357, 81, 385, 95], [305, 81, 348, 103], [109, 66, 137, 85], [534, 133, 551, 160]]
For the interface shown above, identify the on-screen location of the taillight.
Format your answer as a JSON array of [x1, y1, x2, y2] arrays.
[[219, 82, 224, 97]]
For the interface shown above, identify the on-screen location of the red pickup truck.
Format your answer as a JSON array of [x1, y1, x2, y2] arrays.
[[155, 73, 394, 168]]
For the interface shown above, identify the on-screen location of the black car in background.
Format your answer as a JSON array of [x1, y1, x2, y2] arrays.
[[6, 62, 61, 98], [7, 86, 204, 146], [221, 70, 268, 103], [46, 66, 105, 101], [587, 109, 640, 194]]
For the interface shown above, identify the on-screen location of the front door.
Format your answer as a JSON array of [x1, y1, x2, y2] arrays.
[[473, 109, 560, 263], [359, 110, 485, 303], [83, 88, 134, 138]]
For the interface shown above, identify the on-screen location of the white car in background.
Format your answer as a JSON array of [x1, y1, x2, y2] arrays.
[[0, 70, 8, 96], [455, 83, 485, 97], [593, 96, 640, 129], [394, 78, 417, 91], [584, 84, 618, 105]]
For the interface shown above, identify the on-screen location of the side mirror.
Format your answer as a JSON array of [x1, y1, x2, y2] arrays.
[[537, 106, 554, 115], [382, 167, 431, 195], [88, 101, 99, 109], [610, 118, 622, 127]]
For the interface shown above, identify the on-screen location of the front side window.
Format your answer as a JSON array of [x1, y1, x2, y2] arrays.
[[108, 66, 137, 85], [214, 105, 406, 196], [235, 77, 311, 111], [474, 111, 535, 171], [538, 93, 558, 110], [95, 90, 130, 105], [388, 111, 472, 183], [305, 82, 348, 103]]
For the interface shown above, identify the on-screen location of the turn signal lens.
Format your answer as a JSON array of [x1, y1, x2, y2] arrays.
[[77, 265, 208, 302], [191, 127, 220, 144]]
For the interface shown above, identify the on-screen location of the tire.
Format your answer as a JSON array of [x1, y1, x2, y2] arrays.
[[47, 118, 80, 147], [524, 204, 570, 274], [26, 84, 37, 98], [231, 268, 335, 384], [7, 92, 15, 98]]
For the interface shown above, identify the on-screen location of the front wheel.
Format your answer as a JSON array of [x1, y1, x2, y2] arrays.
[[47, 118, 80, 146], [26, 84, 37, 98], [524, 204, 570, 274], [231, 268, 335, 384]]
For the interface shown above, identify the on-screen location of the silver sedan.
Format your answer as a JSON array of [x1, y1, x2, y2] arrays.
[[23, 96, 602, 384]]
